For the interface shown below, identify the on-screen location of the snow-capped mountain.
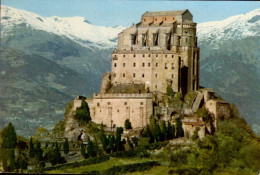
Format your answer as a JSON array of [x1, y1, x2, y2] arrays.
[[197, 9, 260, 49], [1, 6, 260, 136], [1, 5, 125, 49]]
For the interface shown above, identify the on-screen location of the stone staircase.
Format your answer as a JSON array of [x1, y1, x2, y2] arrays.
[[191, 92, 204, 112]]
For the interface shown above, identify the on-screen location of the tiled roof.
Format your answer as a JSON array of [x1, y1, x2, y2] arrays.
[[142, 10, 188, 17]]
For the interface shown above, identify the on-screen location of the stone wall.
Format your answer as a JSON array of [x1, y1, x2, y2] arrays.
[[87, 93, 153, 129]]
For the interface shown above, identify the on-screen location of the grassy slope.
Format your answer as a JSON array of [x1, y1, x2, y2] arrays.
[[45, 157, 153, 174]]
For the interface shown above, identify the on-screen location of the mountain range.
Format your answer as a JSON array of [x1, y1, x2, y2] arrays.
[[1, 6, 259, 136]]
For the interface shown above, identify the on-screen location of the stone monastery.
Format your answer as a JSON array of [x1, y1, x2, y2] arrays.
[[73, 10, 231, 138]]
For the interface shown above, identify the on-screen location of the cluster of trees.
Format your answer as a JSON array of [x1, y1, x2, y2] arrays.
[[0, 123, 28, 172], [75, 97, 91, 124], [80, 136, 98, 159], [141, 115, 184, 143], [168, 117, 260, 174]]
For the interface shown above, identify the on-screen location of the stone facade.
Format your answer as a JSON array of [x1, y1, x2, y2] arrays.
[[205, 99, 231, 128]]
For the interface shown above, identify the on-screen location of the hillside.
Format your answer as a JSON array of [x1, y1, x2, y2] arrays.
[[0, 6, 259, 136]]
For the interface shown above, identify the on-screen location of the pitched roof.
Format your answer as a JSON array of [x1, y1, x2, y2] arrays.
[[142, 10, 188, 17]]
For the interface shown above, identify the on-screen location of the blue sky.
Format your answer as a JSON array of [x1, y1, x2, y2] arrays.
[[2, 0, 260, 27]]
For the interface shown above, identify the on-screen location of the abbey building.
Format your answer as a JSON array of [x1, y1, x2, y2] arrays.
[[74, 10, 203, 129]]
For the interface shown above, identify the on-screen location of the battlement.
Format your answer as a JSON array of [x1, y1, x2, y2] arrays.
[[93, 93, 153, 99]]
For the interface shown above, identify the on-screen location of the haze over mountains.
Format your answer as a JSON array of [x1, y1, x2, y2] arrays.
[[1, 6, 259, 136]]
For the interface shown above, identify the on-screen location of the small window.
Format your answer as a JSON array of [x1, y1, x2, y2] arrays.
[[142, 73, 145, 78], [143, 54, 145, 57], [144, 18, 146, 22], [165, 17, 166, 20], [172, 55, 174, 58], [155, 85, 157, 89], [123, 63, 125, 67], [156, 63, 158, 67], [156, 54, 158, 57], [123, 73, 125, 77], [172, 63, 174, 69], [117, 109, 119, 112], [165, 63, 168, 69], [172, 74, 174, 78], [173, 17, 174, 20], [97, 103, 100, 107], [142, 63, 145, 67], [107, 102, 111, 105], [133, 73, 135, 77], [148, 63, 151, 67], [114, 63, 117, 67], [155, 74, 157, 78], [165, 55, 167, 58], [148, 54, 151, 57], [124, 102, 127, 105], [155, 18, 157, 21], [140, 102, 143, 105], [133, 63, 136, 67], [133, 54, 136, 57], [123, 54, 125, 58]]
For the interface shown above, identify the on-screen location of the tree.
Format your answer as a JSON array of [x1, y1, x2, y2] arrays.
[[87, 137, 97, 157], [166, 122, 175, 140], [35, 140, 43, 162], [99, 124, 108, 151], [176, 118, 184, 138], [160, 120, 167, 141], [154, 123, 162, 142], [0, 122, 17, 149], [115, 127, 124, 151], [80, 143, 86, 158], [63, 138, 69, 155], [9, 149, 15, 171], [29, 137, 35, 158], [75, 97, 91, 123], [131, 136, 139, 147], [124, 119, 132, 130], [149, 115, 156, 136], [17, 152, 28, 170], [166, 85, 175, 97]]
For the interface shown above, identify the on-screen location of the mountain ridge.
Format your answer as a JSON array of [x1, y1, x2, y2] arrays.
[[1, 6, 260, 135]]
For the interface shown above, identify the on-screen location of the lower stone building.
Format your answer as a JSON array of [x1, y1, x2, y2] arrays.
[[74, 93, 153, 129]]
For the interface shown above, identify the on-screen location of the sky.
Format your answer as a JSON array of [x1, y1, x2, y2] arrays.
[[2, 0, 260, 27]]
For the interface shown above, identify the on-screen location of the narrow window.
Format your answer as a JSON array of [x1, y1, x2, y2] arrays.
[[123, 73, 125, 77], [107, 102, 111, 105], [142, 73, 145, 78], [172, 74, 174, 78], [148, 54, 151, 57], [165, 55, 167, 58], [133, 73, 135, 77], [142, 63, 145, 67], [123, 63, 125, 67], [156, 54, 158, 57], [172, 63, 174, 69], [148, 63, 150, 67], [133, 63, 136, 67], [123, 54, 125, 58], [124, 102, 127, 105], [97, 103, 100, 107], [155, 74, 157, 78], [172, 55, 174, 58], [140, 102, 143, 105], [156, 63, 158, 67], [114, 63, 117, 67], [133, 54, 136, 57], [155, 85, 157, 89], [165, 63, 168, 69], [143, 54, 145, 57]]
